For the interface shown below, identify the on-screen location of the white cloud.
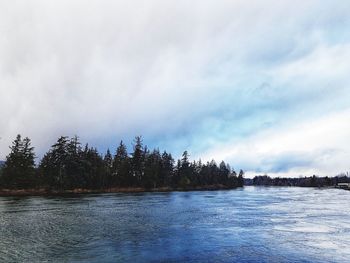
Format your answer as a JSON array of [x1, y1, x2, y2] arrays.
[[200, 109, 350, 177], [0, 0, 350, 178]]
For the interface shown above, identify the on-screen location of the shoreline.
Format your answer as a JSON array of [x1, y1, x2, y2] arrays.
[[1, 185, 346, 197], [0, 185, 238, 197]]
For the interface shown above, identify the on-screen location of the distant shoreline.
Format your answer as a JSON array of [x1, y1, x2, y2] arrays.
[[0, 185, 239, 197]]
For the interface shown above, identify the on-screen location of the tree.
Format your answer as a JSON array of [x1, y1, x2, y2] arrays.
[[1, 135, 36, 189], [112, 141, 130, 186], [81, 146, 105, 189], [160, 151, 174, 187], [238, 169, 244, 187], [66, 136, 84, 188], [103, 149, 113, 188], [181, 151, 189, 168], [143, 149, 162, 188], [177, 151, 192, 188], [219, 161, 230, 184], [131, 136, 144, 186], [173, 159, 182, 187], [39, 136, 69, 189]]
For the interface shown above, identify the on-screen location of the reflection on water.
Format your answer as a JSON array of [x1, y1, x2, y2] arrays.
[[0, 187, 349, 262]]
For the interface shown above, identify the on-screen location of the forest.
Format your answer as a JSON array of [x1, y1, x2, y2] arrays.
[[0, 135, 244, 191]]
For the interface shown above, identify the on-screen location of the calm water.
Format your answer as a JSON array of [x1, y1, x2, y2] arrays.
[[0, 187, 350, 262]]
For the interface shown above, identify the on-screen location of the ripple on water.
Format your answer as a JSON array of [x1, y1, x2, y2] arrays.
[[0, 187, 350, 262]]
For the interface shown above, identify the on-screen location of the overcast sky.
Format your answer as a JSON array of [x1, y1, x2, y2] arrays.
[[1, 0, 350, 177]]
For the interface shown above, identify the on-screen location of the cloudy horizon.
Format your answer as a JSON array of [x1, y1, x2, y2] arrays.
[[1, 0, 350, 177]]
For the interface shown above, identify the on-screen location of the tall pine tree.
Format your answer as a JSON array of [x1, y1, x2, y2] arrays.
[[132, 136, 144, 186], [2, 135, 36, 189]]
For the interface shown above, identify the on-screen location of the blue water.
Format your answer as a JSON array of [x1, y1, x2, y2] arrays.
[[0, 186, 350, 262]]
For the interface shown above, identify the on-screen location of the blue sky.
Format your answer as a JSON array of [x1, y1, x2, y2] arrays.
[[1, 0, 350, 177]]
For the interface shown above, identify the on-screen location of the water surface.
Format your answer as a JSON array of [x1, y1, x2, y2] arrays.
[[0, 187, 349, 262]]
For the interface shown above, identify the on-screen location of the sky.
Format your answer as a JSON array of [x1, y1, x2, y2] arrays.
[[1, 0, 350, 177]]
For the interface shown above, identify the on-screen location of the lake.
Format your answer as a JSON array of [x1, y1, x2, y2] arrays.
[[0, 186, 349, 262]]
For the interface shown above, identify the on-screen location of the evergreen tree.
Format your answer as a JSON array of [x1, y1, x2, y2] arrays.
[[208, 160, 218, 185], [160, 151, 174, 187], [143, 149, 162, 188], [112, 141, 130, 186], [2, 135, 36, 189], [103, 149, 113, 188], [238, 169, 244, 187], [131, 136, 144, 186], [178, 151, 192, 187], [83, 147, 105, 189], [173, 159, 182, 187], [39, 136, 69, 189], [219, 161, 230, 184], [66, 136, 84, 188]]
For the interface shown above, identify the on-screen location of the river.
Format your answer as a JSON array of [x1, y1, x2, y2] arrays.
[[0, 186, 349, 262]]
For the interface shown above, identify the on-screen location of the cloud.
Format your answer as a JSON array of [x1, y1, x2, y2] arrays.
[[0, 0, 350, 177], [200, 109, 350, 177]]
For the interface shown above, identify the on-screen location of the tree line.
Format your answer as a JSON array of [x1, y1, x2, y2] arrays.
[[0, 135, 244, 190], [245, 175, 350, 187]]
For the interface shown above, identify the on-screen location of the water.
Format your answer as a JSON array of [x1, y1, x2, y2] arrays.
[[0, 187, 350, 262]]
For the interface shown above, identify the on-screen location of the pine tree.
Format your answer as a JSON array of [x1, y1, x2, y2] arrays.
[[132, 136, 144, 186], [238, 169, 244, 187], [66, 136, 84, 188], [112, 141, 130, 186], [2, 135, 36, 189], [178, 151, 191, 187], [39, 136, 69, 189], [103, 149, 113, 188], [160, 151, 174, 187], [143, 149, 162, 188], [219, 161, 230, 184]]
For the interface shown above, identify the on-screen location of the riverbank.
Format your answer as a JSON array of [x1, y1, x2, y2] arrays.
[[0, 184, 238, 197]]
